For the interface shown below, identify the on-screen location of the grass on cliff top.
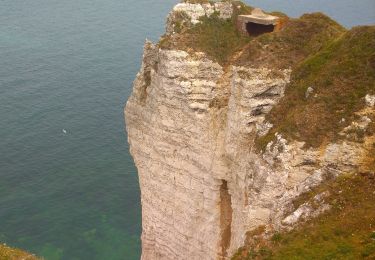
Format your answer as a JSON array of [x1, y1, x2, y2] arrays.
[[159, 1, 255, 65], [160, 5, 344, 68], [159, 13, 250, 65], [232, 170, 375, 260], [0, 244, 40, 260], [256, 26, 375, 149], [234, 12, 346, 70]]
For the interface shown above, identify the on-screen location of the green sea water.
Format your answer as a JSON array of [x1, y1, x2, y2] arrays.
[[0, 0, 373, 259]]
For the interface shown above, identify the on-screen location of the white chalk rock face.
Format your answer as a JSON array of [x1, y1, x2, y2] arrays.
[[125, 40, 369, 259], [126, 45, 226, 260], [172, 3, 207, 24], [365, 94, 375, 107], [125, 5, 370, 259], [166, 2, 233, 34]]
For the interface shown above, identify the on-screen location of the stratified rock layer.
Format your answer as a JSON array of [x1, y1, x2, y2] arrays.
[[125, 3, 372, 260]]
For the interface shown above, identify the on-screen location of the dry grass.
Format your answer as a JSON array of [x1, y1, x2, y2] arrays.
[[161, 1, 371, 151], [163, 2, 375, 259], [160, 5, 345, 69], [233, 140, 375, 259], [160, 12, 250, 65], [0, 244, 40, 260], [232, 170, 375, 260], [234, 13, 346, 70], [256, 26, 375, 150]]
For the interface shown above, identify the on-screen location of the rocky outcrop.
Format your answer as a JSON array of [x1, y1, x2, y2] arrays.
[[125, 2, 373, 260], [166, 2, 233, 34]]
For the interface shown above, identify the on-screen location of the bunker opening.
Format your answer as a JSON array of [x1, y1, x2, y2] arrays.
[[246, 22, 275, 36]]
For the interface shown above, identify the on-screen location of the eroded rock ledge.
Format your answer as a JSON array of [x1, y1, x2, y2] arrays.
[[125, 1, 374, 259]]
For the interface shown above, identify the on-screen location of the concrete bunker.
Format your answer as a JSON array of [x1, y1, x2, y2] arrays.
[[237, 8, 280, 36]]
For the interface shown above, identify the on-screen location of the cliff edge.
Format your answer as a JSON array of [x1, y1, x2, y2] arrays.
[[0, 243, 40, 260], [125, 1, 375, 259]]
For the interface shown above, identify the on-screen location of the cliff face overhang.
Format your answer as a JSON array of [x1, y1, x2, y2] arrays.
[[125, 1, 375, 259]]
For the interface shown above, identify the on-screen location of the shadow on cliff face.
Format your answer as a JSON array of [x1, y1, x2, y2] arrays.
[[220, 180, 232, 258]]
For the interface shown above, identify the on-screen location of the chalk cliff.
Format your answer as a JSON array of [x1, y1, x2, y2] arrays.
[[125, 1, 375, 259]]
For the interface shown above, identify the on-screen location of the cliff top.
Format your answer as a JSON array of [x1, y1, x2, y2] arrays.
[[160, 0, 374, 150], [126, 2, 375, 259], [159, 1, 345, 67], [258, 25, 375, 149]]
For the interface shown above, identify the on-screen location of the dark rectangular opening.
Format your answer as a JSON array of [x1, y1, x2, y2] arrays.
[[246, 22, 275, 36]]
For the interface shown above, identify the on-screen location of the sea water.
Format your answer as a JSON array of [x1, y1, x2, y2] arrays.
[[0, 0, 374, 259]]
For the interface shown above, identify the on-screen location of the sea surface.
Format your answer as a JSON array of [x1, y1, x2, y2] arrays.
[[0, 0, 374, 259]]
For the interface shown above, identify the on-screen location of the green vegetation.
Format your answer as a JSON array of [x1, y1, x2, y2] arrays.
[[162, 1, 374, 150], [256, 26, 375, 149], [234, 13, 346, 70], [231, 18, 375, 260], [161, 4, 345, 69], [170, 11, 191, 34], [162, 2, 375, 259], [0, 244, 40, 260], [232, 171, 375, 259], [160, 12, 250, 65]]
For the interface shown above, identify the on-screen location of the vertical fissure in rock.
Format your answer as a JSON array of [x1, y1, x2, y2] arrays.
[[219, 180, 232, 258]]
